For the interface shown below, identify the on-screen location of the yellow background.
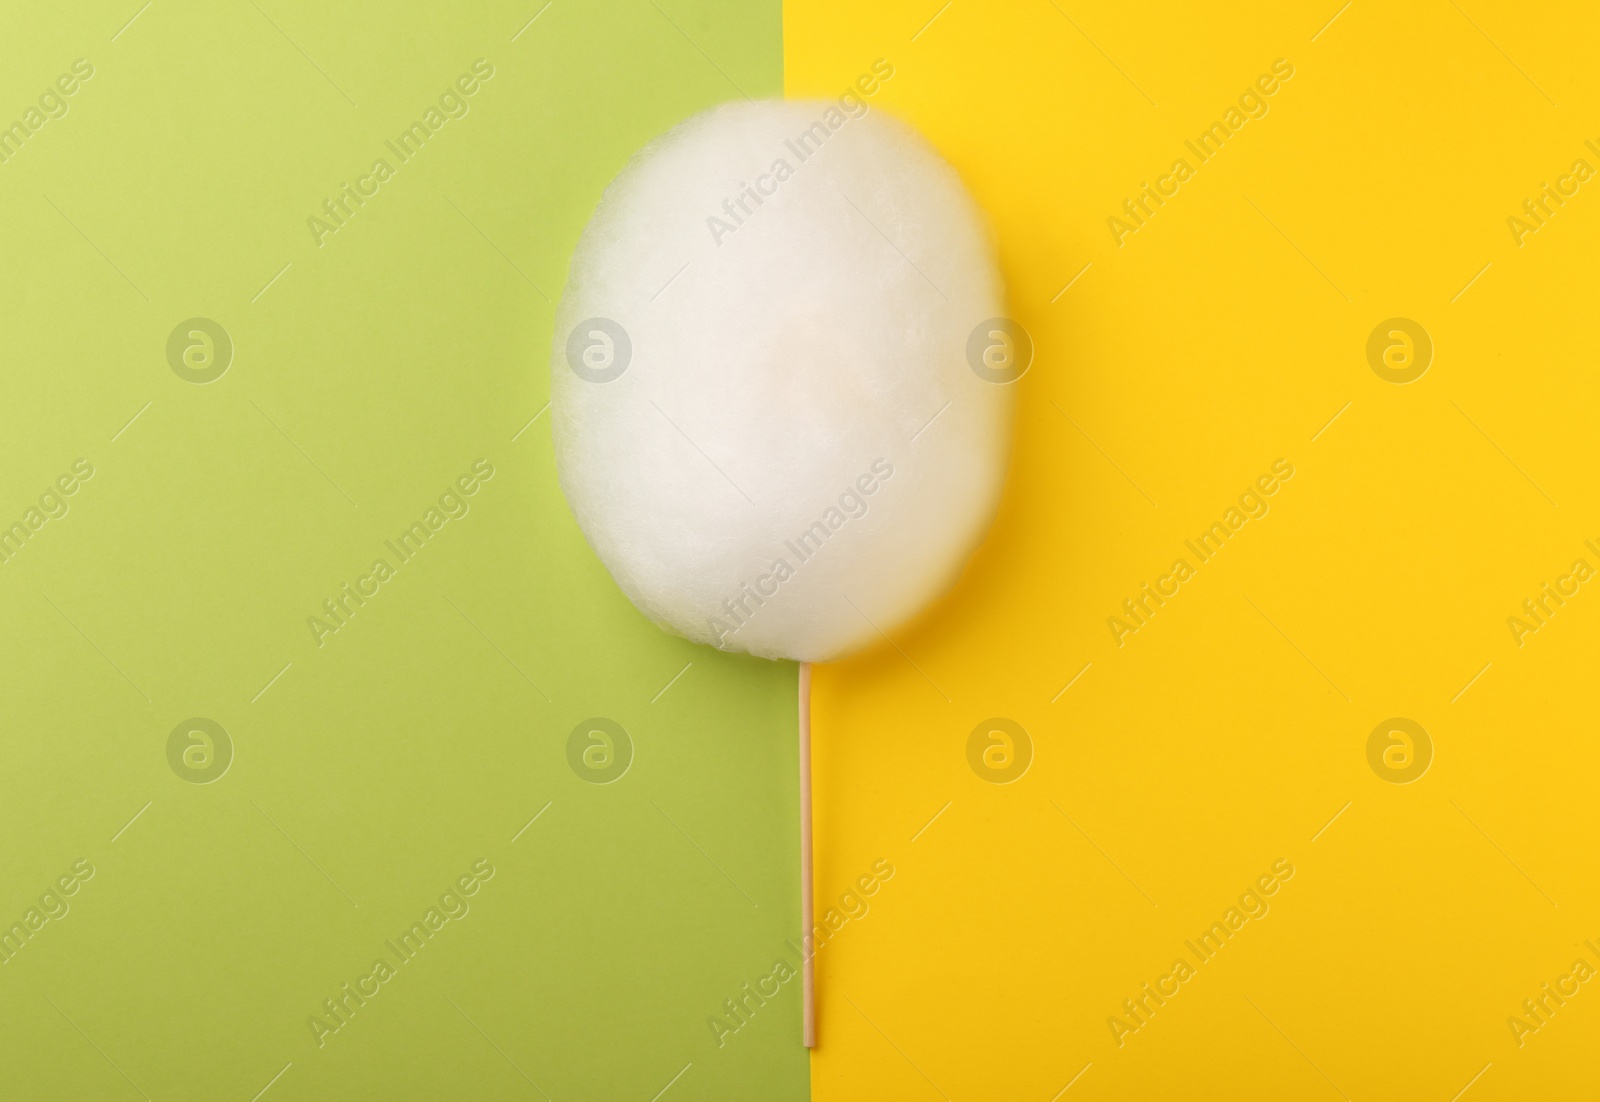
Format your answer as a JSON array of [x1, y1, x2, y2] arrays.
[[790, 1, 1600, 1098]]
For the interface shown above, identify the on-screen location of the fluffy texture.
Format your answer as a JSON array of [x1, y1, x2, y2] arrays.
[[551, 100, 1013, 662]]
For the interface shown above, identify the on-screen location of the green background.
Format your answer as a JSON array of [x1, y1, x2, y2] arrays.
[[0, 1, 804, 1098]]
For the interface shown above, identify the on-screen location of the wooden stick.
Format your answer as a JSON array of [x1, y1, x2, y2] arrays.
[[799, 660, 815, 1047]]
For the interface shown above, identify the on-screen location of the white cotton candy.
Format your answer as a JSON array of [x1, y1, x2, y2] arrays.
[[551, 100, 1017, 663]]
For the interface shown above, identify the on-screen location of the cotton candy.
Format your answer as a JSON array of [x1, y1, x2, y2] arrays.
[[551, 100, 1016, 662]]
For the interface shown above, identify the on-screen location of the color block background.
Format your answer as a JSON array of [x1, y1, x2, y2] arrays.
[[7, 1, 1600, 1100], [789, 1, 1600, 1100], [0, 2, 806, 1100]]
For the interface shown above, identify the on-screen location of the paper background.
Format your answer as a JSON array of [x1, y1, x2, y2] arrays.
[[789, 1, 1600, 1098], [0, 2, 807, 1099]]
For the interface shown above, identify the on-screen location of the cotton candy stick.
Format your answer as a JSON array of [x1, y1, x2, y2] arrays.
[[551, 100, 1015, 1046], [799, 661, 815, 1047]]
